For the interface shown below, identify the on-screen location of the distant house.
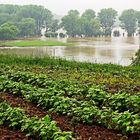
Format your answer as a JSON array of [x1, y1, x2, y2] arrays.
[[56, 28, 68, 38], [112, 27, 127, 37]]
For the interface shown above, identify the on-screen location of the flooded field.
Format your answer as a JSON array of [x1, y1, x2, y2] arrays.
[[0, 37, 139, 66]]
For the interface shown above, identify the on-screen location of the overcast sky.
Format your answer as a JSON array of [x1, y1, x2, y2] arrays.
[[0, 0, 140, 15]]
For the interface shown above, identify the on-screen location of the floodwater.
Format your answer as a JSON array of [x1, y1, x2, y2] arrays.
[[0, 37, 139, 66]]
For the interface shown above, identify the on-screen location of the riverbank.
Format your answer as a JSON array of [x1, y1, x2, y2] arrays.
[[0, 39, 73, 47]]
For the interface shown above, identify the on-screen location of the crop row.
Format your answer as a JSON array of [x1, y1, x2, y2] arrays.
[[1, 64, 140, 94], [0, 64, 140, 94], [0, 100, 74, 140], [0, 77, 140, 135], [1, 70, 140, 114]]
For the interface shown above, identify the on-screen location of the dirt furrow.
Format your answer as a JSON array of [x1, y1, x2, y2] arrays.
[[0, 126, 31, 140], [1, 92, 138, 140]]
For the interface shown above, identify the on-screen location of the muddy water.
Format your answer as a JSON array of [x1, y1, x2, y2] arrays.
[[0, 37, 139, 66]]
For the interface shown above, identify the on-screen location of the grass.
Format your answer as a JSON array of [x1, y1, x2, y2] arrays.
[[0, 54, 121, 68], [0, 40, 74, 47], [0, 54, 139, 72]]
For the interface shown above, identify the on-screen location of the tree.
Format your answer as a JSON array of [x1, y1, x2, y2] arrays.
[[43, 9, 53, 32], [17, 5, 53, 35], [49, 19, 59, 32], [119, 9, 137, 36], [18, 18, 36, 37], [98, 8, 117, 36], [82, 9, 96, 21], [0, 4, 60, 38], [0, 13, 12, 25], [136, 11, 140, 28], [0, 5, 20, 25], [80, 17, 100, 37], [0, 23, 19, 40], [0, 4, 19, 14], [61, 10, 80, 37], [80, 9, 99, 37]]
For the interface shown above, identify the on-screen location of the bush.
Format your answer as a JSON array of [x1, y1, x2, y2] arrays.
[[45, 32, 58, 38], [131, 49, 140, 66], [59, 33, 66, 38], [113, 30, 120, 37]]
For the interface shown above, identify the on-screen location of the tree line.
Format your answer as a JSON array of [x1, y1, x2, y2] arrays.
[[62, 9, 140, 37], [0, 4, 140, 39], [0, 4, 59, 39]]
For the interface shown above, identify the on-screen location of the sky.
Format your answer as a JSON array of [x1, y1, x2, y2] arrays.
[[0, 0, 140, 15]]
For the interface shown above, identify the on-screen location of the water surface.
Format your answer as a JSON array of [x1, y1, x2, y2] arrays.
[[0, 37, 139, 66]]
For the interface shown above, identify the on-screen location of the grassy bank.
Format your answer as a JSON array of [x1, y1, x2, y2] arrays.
[[0, 54, 122, 69], [0, 40, 73, 47], [0, 54, 139, 72]]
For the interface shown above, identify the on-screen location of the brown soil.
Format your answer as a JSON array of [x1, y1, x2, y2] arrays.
[[106, 85, 140, 94], [0, 126, 30, 140], [1, 93, 139, 140]]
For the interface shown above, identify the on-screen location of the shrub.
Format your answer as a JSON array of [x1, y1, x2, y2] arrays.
[[45, 32, 58, 38], [131, 49, 140, 66]]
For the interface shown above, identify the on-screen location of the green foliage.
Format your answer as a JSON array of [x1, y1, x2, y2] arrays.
[[82, 9, 96, 21], [136, 11, 140, 27], [49, 19, 59, 32], [80, 18, 101, 37], [119, 9, 137, 36], [61, 9, 100, 37], [61, 10, 80, 37], [0, 22, 19, 40], [98, 8, 117, 36], [0, 102, 74, 140], [17, 5, 52, 35], [0, 13, 12, 25], [0, 4, 140, 39], [45, 32, 58, 38], [1, 71, 140, 135], [113, 30, 120, 37], [59, 33, 66, 38], [18, 18, 36, 37], [0, 4, 19, 14], [111, 111, 140, 134], [61, 8, 117, 37], [0, 4, 56, 38], [131, 49, 140, 66], [0, 57, 140, 137]]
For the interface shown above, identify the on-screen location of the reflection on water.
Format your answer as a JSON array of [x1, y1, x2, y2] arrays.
[[0, 37, 139, 66]]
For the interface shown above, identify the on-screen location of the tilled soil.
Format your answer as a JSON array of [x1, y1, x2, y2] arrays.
[[0, 92, 139, 140], [0, 126, 31, 140]]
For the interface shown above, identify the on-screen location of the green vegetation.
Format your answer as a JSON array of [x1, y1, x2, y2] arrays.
[[61, 9, 101, 37], [1, 3, 140, 140], [0, 4, 140, 39], [1, 77, 140, 135], [0, 102, 74, 139], [0, 23, 19, 40], [0, 40, 72, 47], [132, 49, 140, 66], [18, 18, 36, 37], [98, 8, 117, 36], [0, 55, 140, 139], [0, 4, 56, 39], [119, 9, 137, 36]]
